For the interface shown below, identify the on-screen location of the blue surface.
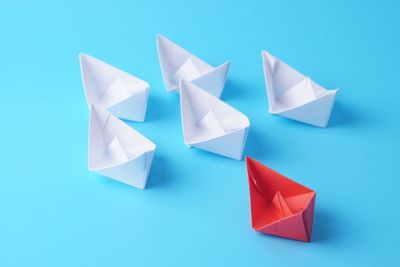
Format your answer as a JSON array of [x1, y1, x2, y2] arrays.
[[0, 0, 398, 266]]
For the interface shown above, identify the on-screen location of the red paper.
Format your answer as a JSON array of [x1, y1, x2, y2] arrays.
[[245, 157, 316, 242]]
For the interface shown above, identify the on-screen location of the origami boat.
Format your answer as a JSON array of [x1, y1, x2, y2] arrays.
[[157, 34, 230, 98], [262, 50, 338, 127], [89, 106, 156, 189], [246, 157, 316, 242], [80, 53, 150, 122], [180, 79, 250, 160]]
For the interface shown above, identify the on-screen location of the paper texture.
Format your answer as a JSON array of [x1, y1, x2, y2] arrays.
[[246, 157, 316, 242], [262, 50, 338, 127], [89, 106, 156, 189], [180, 79, 250, 160], [157, 34, 230, 98], [80, 53, 150, 122]]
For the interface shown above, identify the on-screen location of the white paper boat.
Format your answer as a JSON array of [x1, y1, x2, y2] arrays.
[[180, 79, 250, 160], [157, 34, 230, 98], [80, 53, 150, 122], [262, 50, 338, 127], [88, 106, 156, 189]]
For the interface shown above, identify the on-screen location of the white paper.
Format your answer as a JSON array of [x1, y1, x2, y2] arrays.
[[157, 34, 230, 98], [180, 79, 250, 160], [88, 106, 156, 189], [262, 50, 338, 127], [80, 53, 150, 122]]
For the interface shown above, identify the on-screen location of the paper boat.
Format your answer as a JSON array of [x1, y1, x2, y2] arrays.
[[80, 53, 150, 122], [89, 106, 156, 189], [157, 34, 230, 98], [262, 50, 338, 127], [245, 157, 316, 242], [180, 79, 250, 160]]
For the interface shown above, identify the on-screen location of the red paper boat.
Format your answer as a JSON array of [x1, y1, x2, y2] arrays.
[[245, 157, 316, 242]]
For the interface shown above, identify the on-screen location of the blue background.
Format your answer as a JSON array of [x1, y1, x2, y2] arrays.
[[0, 0, 398, 266]]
